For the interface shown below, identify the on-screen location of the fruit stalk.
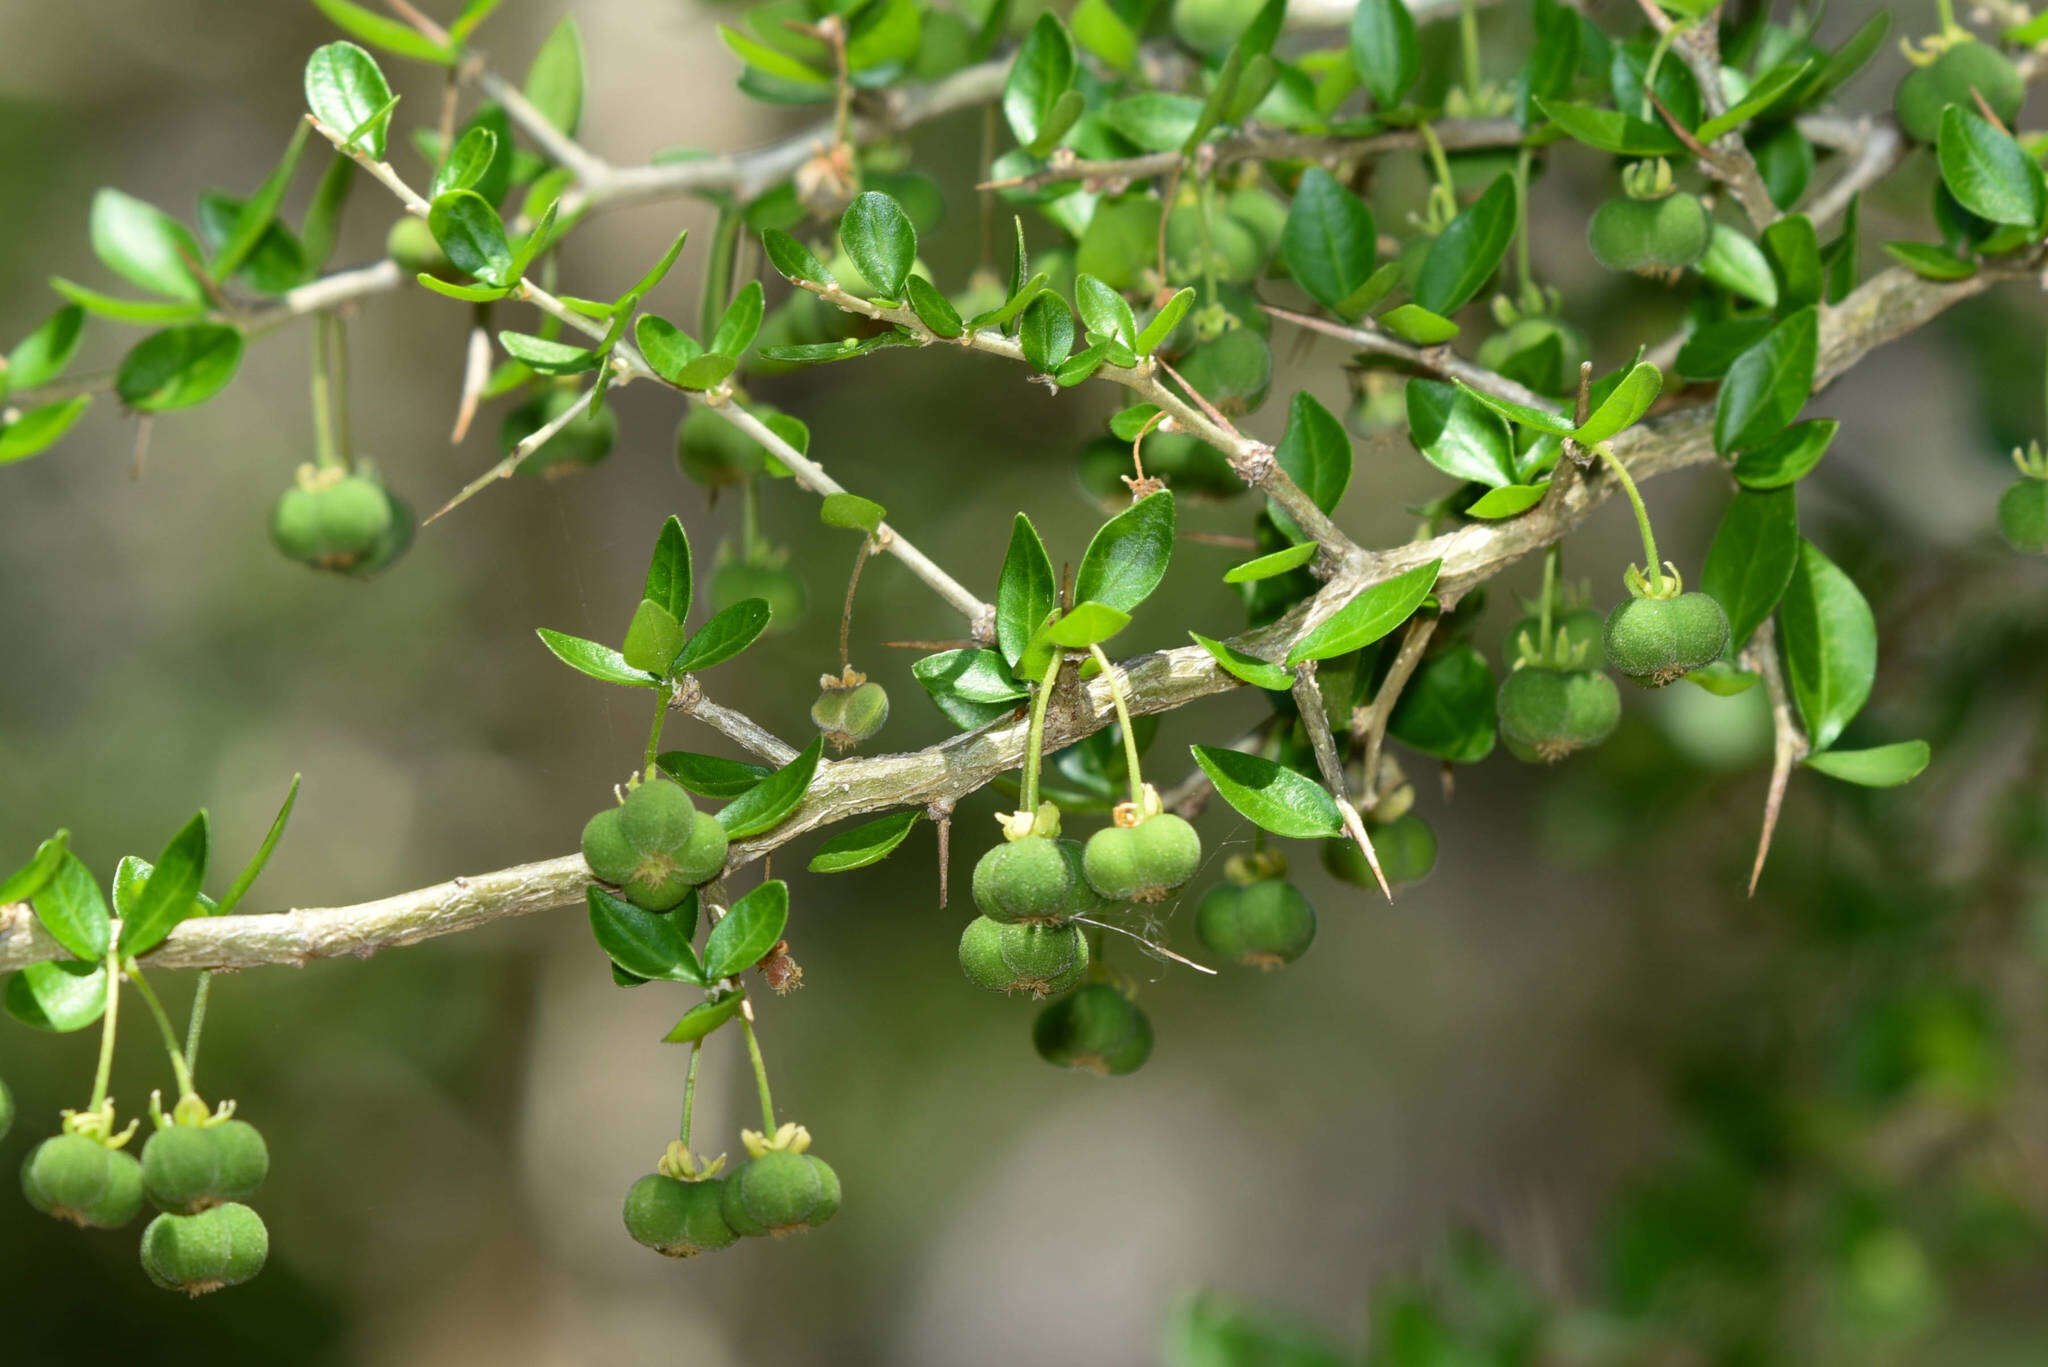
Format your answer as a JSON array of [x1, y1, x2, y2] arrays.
[[1089, 645, 1147, 809], [125, 961, 197, 1104], [738, 1014, 777, 1134], [1593, 444, 1663, 589], [1018, 649, 1064, 814]]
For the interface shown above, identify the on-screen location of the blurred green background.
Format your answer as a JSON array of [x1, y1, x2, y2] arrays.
[[4, 1, 2048, 1363]]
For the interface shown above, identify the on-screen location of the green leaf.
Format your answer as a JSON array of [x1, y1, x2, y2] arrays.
[[304, 41, 396, 159], [116, 325, 243, 412], [300, 149, 356, 272], [1004, 14, 1076, 149], [1075, 274, 1138, 347], [718, 24, 830, 90], [1761, 214, 1822, 314], [431, 126, 500, 200], [704, 879, 789, 980], [48, 278, 203, 325], [635, 315, 704, 382], [1377, 304, 1459, 345], [914, 647, 1030, 729], [1046, 601, 1132, 647], [904, 275, 964, 338], [588, 885, 704, 984], [4, 960, 108, 1033], [1019, 292, 1074, 372], [1804, 740, 1931, 787], [654, 756, 767, 807], [1537, 99, 1683, 155], [621, 599, 686, 676], [1463, 481, 1549, 518], [1694, 59, 1813, 141], [1684, 660, 1759, 695], [89, 189, 207, 303], [1076, 491, 1175, 612], [1135, 287, 1194, 355], [997, 514, 1059, 670], [429, 190, 514, 286], [710, 280, 765, 356], [1189, 746, 1343, 838], [1938, 106, 2047, 229], [1881, 241, 1977, 280], [0, 830, 70, 906], [449, 0, 505, 45], [499, 330, 599, 374], [1407, 380, 1516, 487], [1071, 0, 1139, 70], [808, 811, 921, 873], [1224, 541, 1320, 583], [0, 398, 93, 465], [1701, 487, 1799, 650], [524, 16, 585, 137], [1280, 168, 1377, 315], [9, 305, 85, 390], [1415, 174, 1516, 316], [120, 812, 209, 957], [1778, 538, 1876, 752], [1733, 418, 1837, 488], [820, 492, 886, 534], [1455, 382, 1575, 436], [644, 516, 692, 625], [1387, 642, 1496, 763], [662, 996, 744, 1043], [1349, 0, 1418, 106], [215, 773, 299, 916], [1697, 222, 1780, 308], [1270, 390, 1353, 536], [1190, 632, 1293, 690], [672, 599, 772, 674], [840, 191, 916, 300], [629, 228, 691, 300], [31, 852, 110, 962], [1714, 306, 1816, 455], [716, 736, 824, 838], [536, 627, 660, 688], [1103, 92, 1203, 151], [1286, 559, 1442, 663], [310, 0, 454, 63], [1575, 360, 1662, 444]]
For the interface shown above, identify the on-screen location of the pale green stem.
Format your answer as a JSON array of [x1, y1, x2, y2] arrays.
[[1512, 148, 1535, 295], [738, 1014, 776, 1133], [310, 312, 340, 471], [1641, 27, 1678, 123], [87, 949, 122, 1113], [643, 689, 669, 777], [184, 971, 211, 1081], [332, 312, 354, 466], [1419, 122, 1457, 202], [1018, 649, 1063, 813], [1088, 645, 1146, 808], [1593, 445, 1663, 584], [124, 961, 197, 1102], [1539, 543, 1558, 659], [1458, 0, 1482, 97], [679, 1039, 701, 1146]]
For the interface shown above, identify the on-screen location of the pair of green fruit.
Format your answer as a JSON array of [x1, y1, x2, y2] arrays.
[[270, 465, 412, 578], [22, 1133, 144, 1229], [138, 1116, 270, 1215], [623, 1151, 840, 1254], [1587, 193, 1711, 275], [1033, 984, 1154, 1075], [1196, 877, 1317, 969], [1894, 41, 2024, 144], [811, 674, 890, 752], [581, 779, 729, 912], [1998, 477, 2048, 553], [141, 1202, 270, 1297], [1603, 592, 1730, 688], [1498, 665, 1622, 763]]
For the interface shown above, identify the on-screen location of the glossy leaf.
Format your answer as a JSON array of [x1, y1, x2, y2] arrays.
[[304, 41, 396, 158], [644, 516, 692, 625], [1697, 222, 1779, 308], [1537, 99, 1683, 155], [499, 330, 599, 374], [1190, 632, 1293, 691], [1701, 487, 1798, 650], [536, 628, 660, 688], [1224, 541, 1320, 583], [1046, 601, 1132, 647], [1407, 380, 1515, 487], [116, 325, 243, 412], [120, 811, 210, 958], [914, 647, 1030, 729], [808, 811, 921, 873], [840, 191, 915, 299], [89, 190, 206, 303], [1280, 168, 1377, 315], [672, 599, 772, 674], [310, 0, 454, 63], [716, 736, 823, 838], [1075, 491, 1175, 612], [997, 515, 1059, 669], [820, 493, 886, 534], [429, 190, 514, 285], [657, 751, 770, 799], [1761, 214, 1822, 314], [1019, 292, 1074, 371], [1348, 0, 1418, 106], [1134, 287, 1193, 355], [1076, 274, 1138, 346], [1938, 106, 2047, 228], [1415, 174, 1516, 316], [524, 16, 585, 137], [904, 275, 964, 338], [1189, 746, 1343, 838], [1272, 390, 1352, 529], [1464, 482, 1549, 518], [588, 885, 704, 984], [1575, 361, 1661, 444], [1378, 304, 1460, 345], [1386, 642, 1497, 763], [1286, 559, 1442, 663], [9, 305, 86, 390], [4, 960, 108, 1033], [1778, 538, 1876, 752], [1004, 14, 1076, 148], [662, 996, 744, 1043], [1733, 419, 1837, 488], [704, 879, 789, 980], [0, 830, 70, 906], [31, 852, 109, 963], [215, 772, 299, 916], [1714, 306, 1816, 455], [1804, 740, 1931, 787], [1455, 383, 1575, 436], [0, 398, 93, 465]]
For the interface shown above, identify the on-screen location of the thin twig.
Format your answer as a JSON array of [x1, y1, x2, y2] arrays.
[[1291, 662, 1390, 900], [1357, 615, 1441, 811], [1743, 620, 1807, 896]]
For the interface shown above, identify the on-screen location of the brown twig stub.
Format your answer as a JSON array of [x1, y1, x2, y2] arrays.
[[1743, 621, 1809, 896]]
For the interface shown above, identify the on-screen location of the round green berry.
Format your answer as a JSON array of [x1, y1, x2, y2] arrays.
[[1998, 479, 2048, 553], [271, 473, 397, 574], [140, 1202, 268, 1297], [672, 811, 730, 886], [1604, 592, 1731, 687], [385, 215, 456, 279], [621, 780, 696, 855], [1196, 879, 1316, 969], [1324, 815, 1437, 888], [720, 1151, 840, 1237], [1895, 41, 2024, 143], [623, 856, 695, 914], [22, 1134, 144, 1229], [622, 1174, 737, 1256], [811, 680, 890, 752], [1033, 985, 1153, 1075], [581, 807, 640, 885], [972, 835, 1078, 925], [142, 1124, 222, 1215], [958, 917, 1090, 998], [208, 1120, 269, 1204], [1587, 194, 1710, 273], [1082, 814, 1202, 903], [502, 386, 616, 477], [1497, 666, 1622, 762]]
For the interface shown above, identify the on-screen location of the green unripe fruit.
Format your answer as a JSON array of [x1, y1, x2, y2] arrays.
[[0, 1077, 11, 1141], [675, 402, 777, 487], [711, 560, 807, 634], [1324, 815, 1438, 888], [622, 780, 696, 855], [1506, 607, 1606, 670], [581, 807, 639, 884], [208, 1120, 269, 1203], [1082, 814, 1203, 903], [1587, 194, 1711, 273], [720, 1151, 840, 1237], [671, 812, 730, 886], [1895, 42, 2024, 143], [1604, 592, 1731, 687], [1167, 203, 1264, 284], [1196, 879, 1316, 968], [385, 215, 455, 279], [1033, 985, 1153, 1075], [1497, 666, 1622, 762], [501, 386, 616, 477], [811, 680, 890, 752], [622, 1174, 738, 1256], [22, 1134, 144, 1229], [271, 473, 400, 575], [140, 1202, 269, 1297], [1998, 479, 2048, 552], [142, 1124, 222, 1215], [972, 835, 1078, 924], [958, 917, 1090, 997], [624, 858, 695, 914], [1058, 838, 1112, 915]]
